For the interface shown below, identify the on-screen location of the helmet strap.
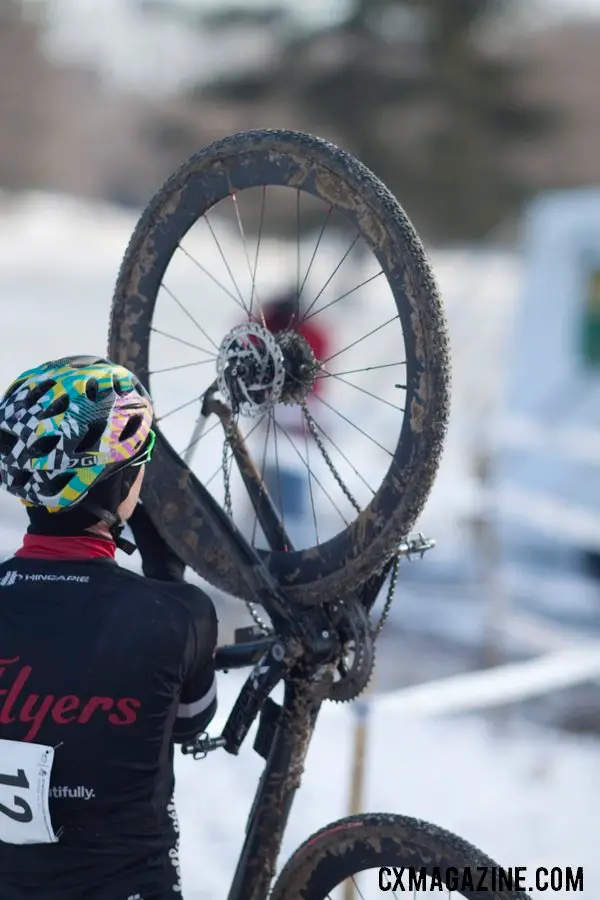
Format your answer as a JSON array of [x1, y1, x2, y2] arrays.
[[80, 465, 141, 555], [80, 500, 137, 556], [26, 466, 140, 555]]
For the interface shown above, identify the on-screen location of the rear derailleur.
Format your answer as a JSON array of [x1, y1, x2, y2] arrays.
[[315, 531, 436, 703]]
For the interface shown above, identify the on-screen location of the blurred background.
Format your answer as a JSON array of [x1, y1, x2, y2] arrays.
[[2, 0, 600, 896]]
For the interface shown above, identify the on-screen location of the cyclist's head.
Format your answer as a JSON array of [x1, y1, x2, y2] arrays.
[[0, 355, 154, 540]]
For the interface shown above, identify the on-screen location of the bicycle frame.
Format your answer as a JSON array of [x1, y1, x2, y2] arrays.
[[213, 645, 324, 900], [171, 396, 431, 899]]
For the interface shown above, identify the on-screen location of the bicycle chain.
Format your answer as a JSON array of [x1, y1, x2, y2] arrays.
[[301, 401, 399, 639], [220, 401, 402, 685], [300, 401, 362, 517], [222, 420, 271, 635]]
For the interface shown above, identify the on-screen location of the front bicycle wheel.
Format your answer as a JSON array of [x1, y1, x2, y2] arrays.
[[271, 814, 531, 899], [108, 129, 451, 605]]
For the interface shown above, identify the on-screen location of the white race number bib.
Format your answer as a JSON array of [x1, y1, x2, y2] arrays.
[[0, 738, 58, 845]]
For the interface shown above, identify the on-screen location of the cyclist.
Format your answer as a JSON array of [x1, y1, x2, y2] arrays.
[[0, 355, 219, 899]]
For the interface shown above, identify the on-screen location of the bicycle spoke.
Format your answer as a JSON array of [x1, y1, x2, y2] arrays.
[[224, 422, 236, 511], [272, 410, 285, 530], [178, 243, 247, 315], [302, 232, 360, 319], [232, 191, 264, 322], [303, 269, 385, 322], [203, 415, 266, 490], [325, 875, 367, 900], [204, 460, 223, 490], [274, 418, 350, 526], [180, 417, 221, 458], [303, 409, 320, 546], [354, 876, 367, 900], [161, 282, 219, 351], [150, 359, 217, 375], [249, 186, 267, 321], [308, 414, 376, 495], [327, 373, 405, 413], [251, 410, 274, 547], [150, 326, 217, 357], [312, 392, 395, 458], [317, 361, 406, 380], [297, 204, 332, 306], [157, 388, 212, 423], [322, 314, 399, 366], [204, 212, 249, 315], [296, 188, 301, 321]]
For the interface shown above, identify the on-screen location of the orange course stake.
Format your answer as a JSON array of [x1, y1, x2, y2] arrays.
[[343, 682, 374, 900]]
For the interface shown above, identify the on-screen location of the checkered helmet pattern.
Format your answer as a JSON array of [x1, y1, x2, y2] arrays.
[[0, 355, 153, 512]]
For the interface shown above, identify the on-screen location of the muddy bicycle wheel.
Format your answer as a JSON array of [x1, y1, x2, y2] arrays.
[[108, 129, 450, 605], [271, 813, 531, 899]]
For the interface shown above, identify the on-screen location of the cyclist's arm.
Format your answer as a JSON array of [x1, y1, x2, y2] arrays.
[[128, 502, 186, 582], [173, 588, 218, 744]]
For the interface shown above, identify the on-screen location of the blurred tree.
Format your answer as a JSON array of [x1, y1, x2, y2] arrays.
[[137, 0, 560, 243], [0, 0, 57, 191]]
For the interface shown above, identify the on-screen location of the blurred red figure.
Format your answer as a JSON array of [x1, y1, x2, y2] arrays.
[[256, 290, 331, 526], [260, 291, 329, 397]]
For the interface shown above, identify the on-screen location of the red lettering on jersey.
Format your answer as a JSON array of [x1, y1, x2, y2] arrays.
[[0, 663, 32, 725], [0, 656, 141, 741], [20, 694, 56, 741], [51, 695, 81, 724], [0, 657, 20, 677], [109, 698, 141, 725], [78, 697, 114, 724]]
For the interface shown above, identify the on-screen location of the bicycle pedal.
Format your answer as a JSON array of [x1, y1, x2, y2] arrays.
[[181, 734, 226, 760], [397, 532, 436, 558]]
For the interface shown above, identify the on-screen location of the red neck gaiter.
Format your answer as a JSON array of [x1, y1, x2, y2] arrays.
[[15, 534, 116, 561]]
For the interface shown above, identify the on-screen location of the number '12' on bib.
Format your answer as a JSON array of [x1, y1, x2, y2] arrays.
[[0, 738, 58, 845]]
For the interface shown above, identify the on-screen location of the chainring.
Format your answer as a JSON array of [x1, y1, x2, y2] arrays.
[[324, 598, 375, 703]]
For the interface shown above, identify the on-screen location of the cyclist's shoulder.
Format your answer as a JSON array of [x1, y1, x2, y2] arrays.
[[0, 554, 117, 587], [0, 553, 216, 627], [116, 565, 217, 625]]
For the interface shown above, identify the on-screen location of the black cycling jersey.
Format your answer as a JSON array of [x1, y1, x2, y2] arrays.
[[0, 549, 218, 900]]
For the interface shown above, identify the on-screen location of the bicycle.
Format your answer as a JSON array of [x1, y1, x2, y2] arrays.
[[107, 130, 530, 899]]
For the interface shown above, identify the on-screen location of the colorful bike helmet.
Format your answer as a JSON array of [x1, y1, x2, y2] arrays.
[[0, 355, 154, 515]]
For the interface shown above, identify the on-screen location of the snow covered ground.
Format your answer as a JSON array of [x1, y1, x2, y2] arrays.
[[175, 671, 599, 899], [0, 192, 598, 897]]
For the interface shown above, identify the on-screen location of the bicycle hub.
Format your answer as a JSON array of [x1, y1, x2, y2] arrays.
[[217, 322, 318, 416]]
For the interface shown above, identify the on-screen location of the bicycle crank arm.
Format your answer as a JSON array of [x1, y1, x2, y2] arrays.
[[220, 638, 299, 756], [215, 635, 278, 671]]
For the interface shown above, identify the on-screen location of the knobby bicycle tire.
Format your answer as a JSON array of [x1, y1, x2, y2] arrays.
[[270, 813, 531, 900], [108, 129, 451, 606]]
